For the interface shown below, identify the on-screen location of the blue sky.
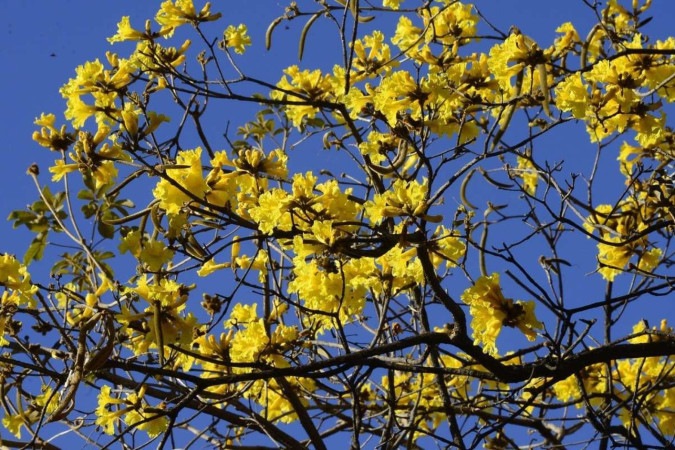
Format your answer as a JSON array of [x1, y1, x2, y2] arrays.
[[2, 0, 675, 446]]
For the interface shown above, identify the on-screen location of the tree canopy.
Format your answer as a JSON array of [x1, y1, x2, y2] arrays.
[[3, 0, 675, 448]]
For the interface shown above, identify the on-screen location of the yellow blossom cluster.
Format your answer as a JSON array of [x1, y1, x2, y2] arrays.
[[584, 198, 662, 281], [391, 1, 478, 61], [153, 147, 288, 221], [33, 0, 249, 193], [155, 0, 221, 35], [460, 273, 542, 355], [54, 273, 113, 326], [119, 229, 174, 272], [116, 276, 197, 368], [2, 385, 61, 438], [365, 178, 434, 223], [618, 126, 675, 177], [539, 320, 675, 435], [271, 66, 337, 128], [0, 254, 36, 345], [96, 385, 168, 437], [350, 31, 398, 82], [223, 24, 252, 55], [615, 320, 675, 434], [515, 154, 538, 195], [555, 33, 675, 142], [190, 301, 315, 422], [356, 355, 474, 440]]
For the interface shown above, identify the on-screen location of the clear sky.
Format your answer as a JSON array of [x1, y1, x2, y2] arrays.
[[2, 1, 675, 446]]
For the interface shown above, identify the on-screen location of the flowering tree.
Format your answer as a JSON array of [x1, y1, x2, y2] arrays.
[[3, 0, 675, 448]]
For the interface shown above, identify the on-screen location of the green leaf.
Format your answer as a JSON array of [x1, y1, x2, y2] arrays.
[[78, 189, 95, 201], [7, 210, 36, 227], [82, 202, 97, 219], [23, 232, 47, 265], [97, 251, 115, 260], [98, 214, 116, 239]]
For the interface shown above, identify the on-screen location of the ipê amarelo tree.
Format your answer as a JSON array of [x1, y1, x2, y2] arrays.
[[3, 0, 675, 448]]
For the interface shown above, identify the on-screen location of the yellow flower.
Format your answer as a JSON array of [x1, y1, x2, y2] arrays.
[[49, 159, 79, 182], [365, 178, 430, 223], [34, 112, 57, 130], [618, 141, 645, 176], [629, 319, 673, 345], [96, 385, 168, 437], [488, 32, 537, 88], [63, 95, 99, 128], [132, 40, 192, 74], [553, 363, 609, 407], [155, 0, 222, 35], [515, 155, 538, 195], [95, 385, 126, 435], [551, 22, 580, 57], [429, 225, 466, 269], [224, 24, 251, 55], [0, 253, 35, 295], [92, 160, 118, 190], [370, 70, 420, 125], [2, 412, 28, 438], [108, 16, 146, 43], [120, 231, 174, 272], [119, 229, 143, 257], [228, 303, 258, 326], [392, 16, 423, 55], [153, 147, 208, 215], [196, 258, 230, 277], [383, 0, 403, 9], [242, 377, 316, 424], [144, 111, 171, 135], [228, 148, 288, 178], [271, 323, 298, 347], [596, 238, 660, 282], [461, 273, 542, 355], [638, 247, 662, 273], [420, 1, 479, 48], [232, 252, 268, 277], [124, 408, 168, 438], [350, 31, 397, 80], [34, 385, 60, 415], [288, 241, 369, 332], [117, 277, 195, 362], [310, 220, 337, 248], [249, 188, 293, 234], [315, 179, 360, 221], [230, 318, 268, 362], [374, 244, 423, 292], [271, 66, 335, 127], [33, 114, 75, 151], [120, 103, 139, 135], [130, 275, 187, 309], [139, 239, 174, 272]]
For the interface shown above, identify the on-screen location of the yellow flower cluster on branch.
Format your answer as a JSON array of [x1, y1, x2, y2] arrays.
[[0, 254, 36, 345], [155, 0, 221, 35], [585, 196, 663, 281], [1, 385, 61, 438], [96, 385, 168, 437], [461, 273, 542, 355]]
